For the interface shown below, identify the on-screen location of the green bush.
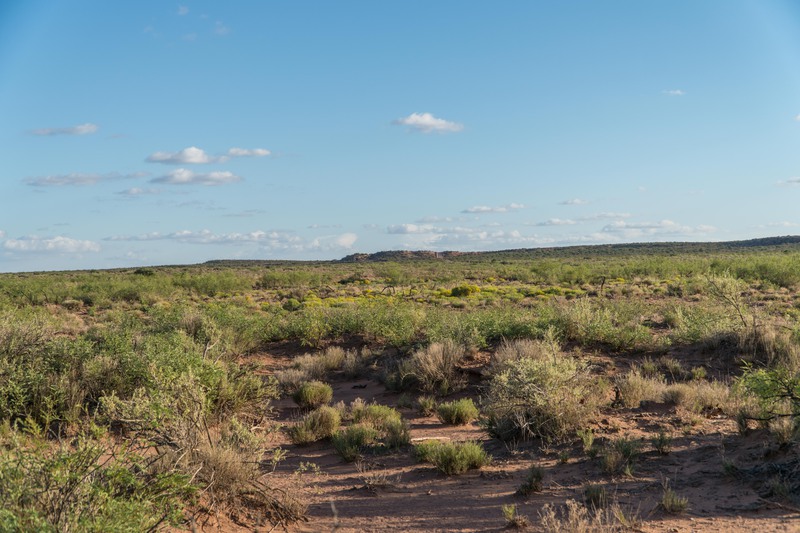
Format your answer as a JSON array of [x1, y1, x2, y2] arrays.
[[425, 441, 490, 475], [292, 381, 333, 409], [436, 398, 479, 425], [483, 353, 605, 442], [332, 424, 379, 462], [289, 406, 341, 445]]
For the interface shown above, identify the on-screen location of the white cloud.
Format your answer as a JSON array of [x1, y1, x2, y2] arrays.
[[215, 21, 230, 36], [663, 89, 686, 96], [462, 203, 524, 214], [178, 5, 189, 15], [151, 168, 242, 185], [146, 146, 222, 164], [30, 123, 98, 136], [224, 209, 267, 218], [415, 215, 457, 223], [579, 212, 632, 221], [534, 218, 576, 226], [335, 233, 358, 248], [387, 224, 435, 234], [4, 236, 101, 253], [24, 172, 145, 187], [0, 230, 5, 238], [794, 114, 800, 122], [778, 177, 800, 186], [559, 198, 589, 205], [105, 229, 356, 252], [602, 219, 716, 238], [116, 187, 161, 196], [393, 112, 464, 133], [227, 147, 271, 157], [766, 221, 800, 228]]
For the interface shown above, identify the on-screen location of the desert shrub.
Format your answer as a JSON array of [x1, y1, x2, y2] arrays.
[[660, 480, 689, 514], [351, 403, 401, 429], [425, 441, 490, 475], [539, 499, 639, 532], [408, 340, 466, 394], [275, 368, 309, 395], [0, 437, 194, 531], [417, 395, 437, 416], [382, 417, 411, 449], [483, 353, 605, 442], [651, 430, 672, 455], [516, 465, 544, 496], [413, 439, 445, 463], [601, 437, 641, 476], [662, 380, 732, 414], [332, 424, 379, 462], [289, 406, 341, 445], [501, 504, 529, 529], [436, 398, 479, 425], [615, 368, 666, 408], [583, 483, 608, 509], [292, 381, 333, 409], [488, 329, 560, 375]]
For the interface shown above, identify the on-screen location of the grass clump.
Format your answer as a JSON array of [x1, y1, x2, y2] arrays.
[[516, 465, 544, 496], [501, 503, 530, 529], [292, 381, 333, 409], [288, 406, 341, 445], [660, 479, 689, 514], [332, 424, 379, 462], [408, 340, 466, 395], [436, 398, 480, 425], [651, 430, 672, 455], [413, 440, 490, 475], [417, 395, 437, 416], [601, 437, 641, 476]]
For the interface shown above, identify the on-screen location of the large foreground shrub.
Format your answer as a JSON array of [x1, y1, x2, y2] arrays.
[[483, 353, 605, 442]]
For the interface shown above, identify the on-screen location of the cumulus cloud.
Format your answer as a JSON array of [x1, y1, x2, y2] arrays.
[[0, 230, 5, 238], [462, 203, 524, 214], [116, 187, 161, 196], [766, 221, 800, 228], [335, 233, 358, 248], [106, 228, 356, 252], [30, 123, 98, 136], [147, 146, 271, 164], [533, 218, 576, 226], [393, 112, 464, 133], [227, 147, 271, 157], [602, 219, 716, 238], [579, 212, 632, 221], [150, 168, 242, 185], [146, 146, 222, 164], [387, 224, 435, 234], [559, 198, 588, 205], [663, 89, 686, 96], [4, 236, 101, 253], [24, 172, 145, 187]]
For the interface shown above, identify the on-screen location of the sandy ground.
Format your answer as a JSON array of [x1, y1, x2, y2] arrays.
[[221, 346, 800, 533]]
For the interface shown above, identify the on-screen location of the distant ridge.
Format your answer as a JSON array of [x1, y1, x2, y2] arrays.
[[338, 236, 800, 263]]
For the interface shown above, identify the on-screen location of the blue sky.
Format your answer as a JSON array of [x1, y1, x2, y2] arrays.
[[2, 1, 800, 272]]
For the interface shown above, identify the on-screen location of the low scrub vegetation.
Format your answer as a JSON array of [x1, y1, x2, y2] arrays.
[[2, 243, 800, 528]]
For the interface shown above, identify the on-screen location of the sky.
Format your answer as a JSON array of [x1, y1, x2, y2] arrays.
[[3, 1, 800, 272]]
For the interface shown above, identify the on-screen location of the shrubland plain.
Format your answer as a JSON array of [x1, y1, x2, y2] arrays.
[[1, 238, 800, 531]]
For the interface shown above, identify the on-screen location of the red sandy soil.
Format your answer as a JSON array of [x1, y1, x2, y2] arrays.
[[219, 346, 800, 533]]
